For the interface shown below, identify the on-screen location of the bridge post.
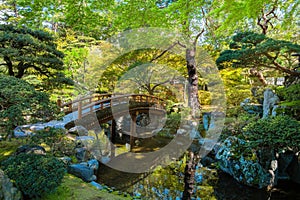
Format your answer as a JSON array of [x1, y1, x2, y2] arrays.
[[78, 101, 82, 119], [111, 119, 116, 143], [57, 97, 62, 107], [110, 119, 116, 157], [130, 112, 137, 152]]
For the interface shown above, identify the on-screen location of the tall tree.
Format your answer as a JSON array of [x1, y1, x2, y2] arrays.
[[0, 24, 71, 89], [211, 0, 300, 40], [113, 0, 216, 118], [10, 0, 116, 38], [216, 32, 300, 85]]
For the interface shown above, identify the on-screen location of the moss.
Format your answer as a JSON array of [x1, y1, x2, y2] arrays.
[[41, 174, 132, 200], [0, 139, 131, 200], [0, 139, 25, 162]]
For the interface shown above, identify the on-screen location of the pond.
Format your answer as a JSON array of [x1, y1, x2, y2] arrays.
[[96, 136, 300, 200]]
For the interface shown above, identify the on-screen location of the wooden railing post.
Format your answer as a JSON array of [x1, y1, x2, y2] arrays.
[[130, 112, 137, 152], [57, 97, 62, 107], [78, 101, 82, 119]]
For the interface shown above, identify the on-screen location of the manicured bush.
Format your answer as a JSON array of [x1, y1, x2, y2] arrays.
[[0, 75, 61, 138], [242, 115, 300, 152], [276, 84, 300, 119], [1, 153, 66, 199], [29, 127, 75, 156]]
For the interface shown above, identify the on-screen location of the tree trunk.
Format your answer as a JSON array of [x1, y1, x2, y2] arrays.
[[250, 68, 267, 86], [182, 152, 198, 200], [186, 47, 200, 118], [4, 56, 14, 76]]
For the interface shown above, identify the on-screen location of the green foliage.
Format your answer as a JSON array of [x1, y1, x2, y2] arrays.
[[221, 113, 259, 140], [0, 24, 72, 90], [242, 115, 300, 152], [276, 84, 300, 119], [211, 0, 300, 38], [1, 153, 66, 199], [216, 32, 300, 77], [277, 84, 300, 102], [199, 90, 211, 105], [0, 75, 61, 136], [28, 128, 75, 157], [220, 68, 252, 108], [157, 112, 181, 137]]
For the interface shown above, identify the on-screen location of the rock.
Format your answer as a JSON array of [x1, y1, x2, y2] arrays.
[[80, 159, 99, 172], [262, 89, 279, 118], [13, 126, 33, 138], [30, 124, 45, 131], [240, 98, 263, 116], [67, 164, 97, 182], [90, 181, 103, 190], [216, 136, 272, 189], [74, 136, 95, 162], [59, 157, 72, 166], [15, 145, 46, 155], [278, 151, 294, 179], [0, 169, 21, 200], [68, 126, 89, 136], [75, 147, 87, 162], [176, 129, 187, 135]]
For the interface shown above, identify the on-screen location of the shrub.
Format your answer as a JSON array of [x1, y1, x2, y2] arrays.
[[0, 75, 61, 138], [1, 153, 66, 199], [242, 115, 300, 152], [276, 84, 300, 119], [29, 127, 75, 156]]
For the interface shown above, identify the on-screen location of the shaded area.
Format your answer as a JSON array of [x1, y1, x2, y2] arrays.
[[96, 136, 300, 200], [214, 172, 300, 200]]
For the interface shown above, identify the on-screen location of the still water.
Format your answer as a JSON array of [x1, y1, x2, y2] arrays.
[[98, 161, 300, 200], [96, 136, 300, 200]]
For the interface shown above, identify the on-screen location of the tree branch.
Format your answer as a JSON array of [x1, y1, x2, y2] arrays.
[[193, 28, 205, 46], [150, 41, 183, 62]]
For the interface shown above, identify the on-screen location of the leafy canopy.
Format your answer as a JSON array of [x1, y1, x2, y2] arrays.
[[0, 24, 73, 90], [216, 32, 300, 76]]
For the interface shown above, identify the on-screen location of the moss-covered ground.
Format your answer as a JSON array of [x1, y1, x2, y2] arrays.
[[0, 138, 132, 200]]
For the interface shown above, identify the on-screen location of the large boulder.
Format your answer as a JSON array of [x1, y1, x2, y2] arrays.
[[0, 169, 21, 200], [262, 89, 279, 118], [74, 136, 95, 162], [216, 136, 272, 189], [67, 163, 97, 182]]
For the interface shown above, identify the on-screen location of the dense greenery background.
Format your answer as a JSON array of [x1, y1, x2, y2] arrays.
[[0, 0, 299, 199]]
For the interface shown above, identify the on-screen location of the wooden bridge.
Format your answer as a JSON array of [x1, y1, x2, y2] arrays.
[[58, 94, 167, 151], [58, 93, 166, 120]]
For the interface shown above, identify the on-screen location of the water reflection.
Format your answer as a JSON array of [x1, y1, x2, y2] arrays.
[[97, 155, 300, 200]]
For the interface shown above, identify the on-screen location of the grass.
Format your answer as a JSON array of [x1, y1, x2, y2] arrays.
[[41, 174, 132, 200]]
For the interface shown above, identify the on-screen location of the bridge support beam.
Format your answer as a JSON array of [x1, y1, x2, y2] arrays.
[[110, 119, 116, 157], [130, 112, 137, 152]]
